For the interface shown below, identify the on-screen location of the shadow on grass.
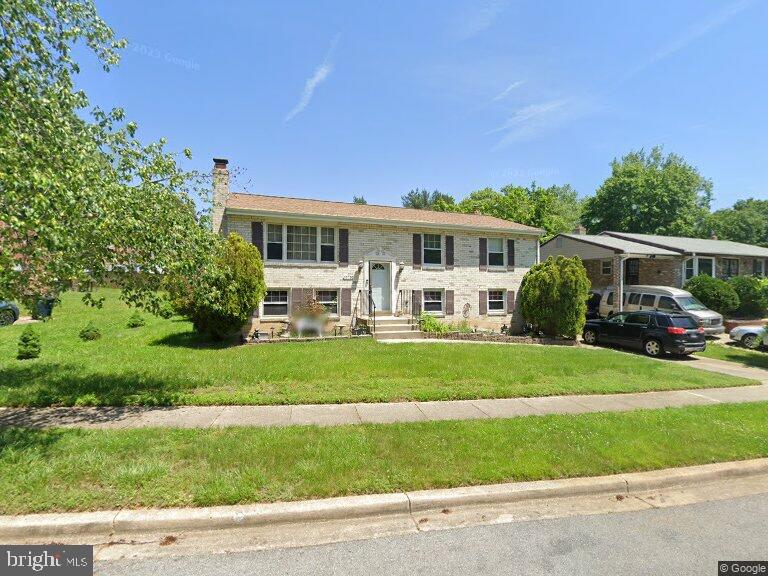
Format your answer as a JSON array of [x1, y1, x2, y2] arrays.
[[0, 427, 69, 458], [150, 330, 237, 350], [0, 362, 191, 408], [711, 344, 768, 370]]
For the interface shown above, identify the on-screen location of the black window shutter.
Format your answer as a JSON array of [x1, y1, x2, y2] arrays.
[[412, 289, 422, 313], [507, 239, 515, 269], [479, 238, 487, 270], [445, 290, 454, 315], [339, 229, 349, 265], [507, 290, 515, 313], [413, 234, 422, 268], [251, 222, 264, 257], [445, 235, 454, 269], [341, 288, 352, 316], [479, 290, 487, 315], [290, 288, 303, 314]]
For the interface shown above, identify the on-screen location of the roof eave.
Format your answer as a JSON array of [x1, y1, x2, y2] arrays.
[[224, 207, 545, 237]]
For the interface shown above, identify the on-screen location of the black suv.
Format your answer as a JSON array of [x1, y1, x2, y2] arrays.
[[582, 311, 706, 357]]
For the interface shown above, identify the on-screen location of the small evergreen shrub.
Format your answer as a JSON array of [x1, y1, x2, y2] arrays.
[[728, 276, 768, 318], [17, 326, 41, 359], [519, 256, 591, 338], [683, 275, 739, 315], [79, 321, 102, 341], [157, 300, 175, 319], [126, 311, 146, 328]]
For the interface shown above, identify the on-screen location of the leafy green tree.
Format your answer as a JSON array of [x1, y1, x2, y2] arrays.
[[169, 233, 266, 340], [352, 196, 368, 205], [519, 256, 591, 338], [683, 276, 739, 315], [0, 0, 213, 314], [401, 189, 456, 210], [709, 199, 768, 248], [582, 147, 712, 236]]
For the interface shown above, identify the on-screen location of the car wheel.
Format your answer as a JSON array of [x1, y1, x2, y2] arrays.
[[583, 329, 598, 345], [742, 334, 759, 349], [0, 309, 15, 327], [643, 339, 663, 357]]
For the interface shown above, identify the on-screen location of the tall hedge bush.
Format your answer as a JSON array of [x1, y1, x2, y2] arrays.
[[683, 275, 739, 315], [519, 256, 591, 338], [169, 233, 266, 339], [728, 276, 768, 318]]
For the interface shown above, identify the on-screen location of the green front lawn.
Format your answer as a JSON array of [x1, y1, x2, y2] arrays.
[[2, 402, 767, 514], [700, 343, 768, 370], [0, 290, 754, 407]]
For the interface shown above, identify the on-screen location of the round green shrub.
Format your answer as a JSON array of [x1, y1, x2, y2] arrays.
[[683, 275, 739, 315], [79, 321, 102, 341], [126, 311, 146, 328], [728, 276, 768, 318], [519, 255, 591, 338], [17, 326, 41, 359]]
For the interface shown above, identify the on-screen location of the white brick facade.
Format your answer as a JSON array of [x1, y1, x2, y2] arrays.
[[222, 213, 539, 331]]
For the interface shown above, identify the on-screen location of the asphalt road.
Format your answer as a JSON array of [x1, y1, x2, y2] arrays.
[[97, 493, 768, 576]]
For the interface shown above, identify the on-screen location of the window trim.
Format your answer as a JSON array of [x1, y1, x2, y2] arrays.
[[422, 234, 443, 267], [601, 259, 612, 275], [683, 256, 715, 281], [722, 257, 740, 279], [487, 238, 505, 268], [264, 224, 338, 264], [315, 288, 339, 317], [755, 259, 766, 277], [422, 288, 445, 315], [262, 288, 290, 318], [487, 289, 506, 315]]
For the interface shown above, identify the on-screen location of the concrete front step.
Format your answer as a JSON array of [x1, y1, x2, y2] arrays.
[[369, 317, 416, 326], [374, 330, 423, 340], [374, 324, 417, 333]]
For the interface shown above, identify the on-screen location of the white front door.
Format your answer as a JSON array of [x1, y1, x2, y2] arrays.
[[370, 262, 391, 312]]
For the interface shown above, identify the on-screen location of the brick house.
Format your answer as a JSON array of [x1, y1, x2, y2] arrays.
[[212, 159, 544, 337], [541, 229, 768, 312]]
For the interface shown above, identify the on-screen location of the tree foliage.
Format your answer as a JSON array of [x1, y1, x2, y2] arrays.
[[727, 276, 768, 319], [519, 256, 591, 338], [352, 196, 368, 205], [17, 326, 41, 360], [582, 147, 712, 236], [169, 233, 266, 340], [683, 275, 739, 316], [0, 0, 213, 312], [709, 199, 768, 248], [401, 188, 456, 210]]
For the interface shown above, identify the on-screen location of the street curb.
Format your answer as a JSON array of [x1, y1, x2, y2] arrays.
[[2, 459, 767, 539]]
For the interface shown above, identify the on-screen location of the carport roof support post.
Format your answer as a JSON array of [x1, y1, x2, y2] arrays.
[[612, 254, 624, 313]]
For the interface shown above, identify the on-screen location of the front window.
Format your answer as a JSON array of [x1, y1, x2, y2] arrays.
[[267, 224, 283, 260], [263, 290, 289, 316], [755, 259, 766, 277], [488, 238, 504, 267], [722, 258, 740, 279], [658, 296, 681, 312], [423, 289, 443, 313], [488, 289, 505, 312], [608, 312, 628, 324], [320, 228, 335, 262], [316, 289, 338, 315], [684, 257, 714, 281], [423, 234, 442, 265], [286, 226, 317, 261], [601, 260, 612, 275]]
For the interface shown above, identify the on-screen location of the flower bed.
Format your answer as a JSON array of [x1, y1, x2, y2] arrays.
[[424, 332, 579, 346]]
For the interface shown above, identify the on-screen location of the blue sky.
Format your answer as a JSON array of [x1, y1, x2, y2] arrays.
[[76, 0, 768, 209]]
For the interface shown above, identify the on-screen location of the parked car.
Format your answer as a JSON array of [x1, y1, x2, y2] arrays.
[[594, 285, 724, 335], [729, 325, 767, 350], [0, 301, 20, 327], [582, 310, 706, 357]]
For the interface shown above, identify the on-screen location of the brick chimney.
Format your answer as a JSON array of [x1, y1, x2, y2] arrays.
[[211, 158, 230, 235], [572, 224, 587, 235]]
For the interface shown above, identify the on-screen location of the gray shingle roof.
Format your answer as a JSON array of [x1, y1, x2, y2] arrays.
[[559, 234, 679, 255], [602, 232, 768, 258]]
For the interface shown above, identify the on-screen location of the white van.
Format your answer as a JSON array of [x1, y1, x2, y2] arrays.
[[596, 285, 724, 335]]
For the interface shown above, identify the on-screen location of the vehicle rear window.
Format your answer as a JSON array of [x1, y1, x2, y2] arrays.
[[669, 316, 699, 329], [640, 294, 656, 306]]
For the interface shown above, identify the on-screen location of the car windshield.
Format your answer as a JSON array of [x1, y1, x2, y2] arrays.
[[677, 296, 708, 311]]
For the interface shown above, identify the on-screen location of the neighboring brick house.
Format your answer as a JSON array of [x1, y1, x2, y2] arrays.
[[211, 159, 543, 336], [541, 229, 768, 312]]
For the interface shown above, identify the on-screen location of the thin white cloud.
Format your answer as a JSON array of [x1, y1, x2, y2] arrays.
[[491, 79, 526, 102], [285, 35, 340, 122], [453, 0, 509, 39]]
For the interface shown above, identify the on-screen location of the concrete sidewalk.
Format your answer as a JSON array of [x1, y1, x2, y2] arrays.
[[1, 355, 766, 430]]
